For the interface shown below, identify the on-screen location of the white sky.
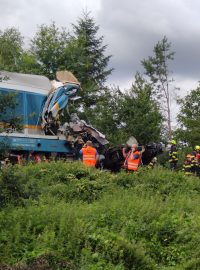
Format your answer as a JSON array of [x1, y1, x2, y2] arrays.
[[1, 0, 200, 123]]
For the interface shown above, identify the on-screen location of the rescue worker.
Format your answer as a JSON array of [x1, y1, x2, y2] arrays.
[[169, 140, 178, 170], [191, 145, 200, 157], [191, 145, 200, 176], [147, 156, 157, 169], [123, 143, 141, 172], [80, 140, 99, 167], [182, 154, 194, 176]]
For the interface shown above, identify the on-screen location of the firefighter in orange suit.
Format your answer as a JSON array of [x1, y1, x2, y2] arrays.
[[80, 140, 99, 167]]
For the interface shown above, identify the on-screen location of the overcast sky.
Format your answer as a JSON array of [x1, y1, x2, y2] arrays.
[[1, 0, 200, 116]]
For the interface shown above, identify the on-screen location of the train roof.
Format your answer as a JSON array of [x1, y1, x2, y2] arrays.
[[0, 71, 51, 95]]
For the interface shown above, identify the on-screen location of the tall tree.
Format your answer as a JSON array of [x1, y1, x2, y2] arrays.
[[142, 36, 175, 140], [0, 27, 41, 75], [0, 28, 24, 71], [64, 11, 113, 114], [119, 73, 162, 145], [70, 11, 113, 87], [31, 22, 69, 78], [176, 84, 200, 146]]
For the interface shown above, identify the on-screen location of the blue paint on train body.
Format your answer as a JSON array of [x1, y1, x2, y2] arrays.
[[0, 85, 73, 154], [0, 87, 46, 126], [0, 135, 72, 153]]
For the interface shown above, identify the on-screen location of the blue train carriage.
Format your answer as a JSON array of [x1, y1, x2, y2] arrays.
[[0, 71, 73, 157]]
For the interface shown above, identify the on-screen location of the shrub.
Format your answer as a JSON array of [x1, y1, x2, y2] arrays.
[[1, 161, 200, 269]]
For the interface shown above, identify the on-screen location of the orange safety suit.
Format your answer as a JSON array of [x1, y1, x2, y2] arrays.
[[127, 150, 141, 171], [82, 146, 97, 167]]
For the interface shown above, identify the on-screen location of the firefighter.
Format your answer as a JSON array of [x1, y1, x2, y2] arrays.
[[123, 143, 141, 172], [191, 145, 200, 176], [147, 156, 157, 169], [169, 140, 178, 170], [182, 154, 194, 176], [80, 140, 99, 167]]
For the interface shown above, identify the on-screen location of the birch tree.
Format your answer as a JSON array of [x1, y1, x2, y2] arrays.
[[142, 36, 175, 140]]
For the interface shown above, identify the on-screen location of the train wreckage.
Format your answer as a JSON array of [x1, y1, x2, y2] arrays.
[[0, 71, 162, 169]]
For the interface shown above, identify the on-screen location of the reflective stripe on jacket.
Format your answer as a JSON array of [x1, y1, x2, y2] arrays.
[[169, 145, 178, 163], [182, 163, 193, 175], [82, 146, 97, 167], [127, 150, 141, 171]]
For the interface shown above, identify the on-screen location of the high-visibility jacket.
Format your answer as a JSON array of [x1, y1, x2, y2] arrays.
[[127, 150, 141, 171], [169, 145, 178, 163], [182, 160, 194, 176], [82, 146, 97, 167]]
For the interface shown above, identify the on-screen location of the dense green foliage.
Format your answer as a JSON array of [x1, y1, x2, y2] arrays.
[[118, 74, 162, 144], [176, 84, 200, 147], [0, 28, 23, 71], [84, 74, 163, 145], [30, 22, 69, 78], [0, 161, 200, 269]]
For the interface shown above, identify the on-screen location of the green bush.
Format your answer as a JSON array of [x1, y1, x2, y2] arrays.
[[0, 165, 29, 207], [1, 161, 200, 269]]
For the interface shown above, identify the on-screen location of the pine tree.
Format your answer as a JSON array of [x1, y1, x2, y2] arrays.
[[64, 11, 113, 126], [70, 11, 113, 87]]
